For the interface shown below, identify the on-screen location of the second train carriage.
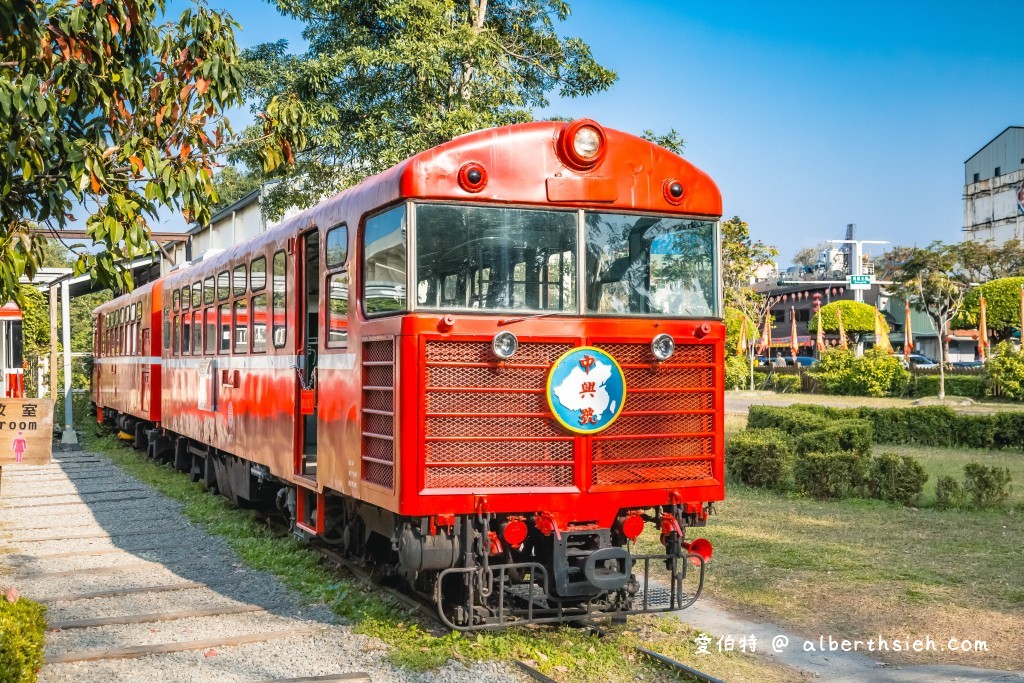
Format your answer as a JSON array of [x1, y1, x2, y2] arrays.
[[93, 119, 726, 628]]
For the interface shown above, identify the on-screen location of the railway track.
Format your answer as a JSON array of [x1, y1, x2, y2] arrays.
[[514, 647, 725, 683]]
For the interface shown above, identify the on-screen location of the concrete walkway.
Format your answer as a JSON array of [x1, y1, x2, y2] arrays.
[[0, 451, 517, 683]]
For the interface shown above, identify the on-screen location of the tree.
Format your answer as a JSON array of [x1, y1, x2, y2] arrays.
[[721, 216, 778, 306], [210, 166, 264, 213], [640, 129, 685, 156], [885, 242, 973, 399], [808, 300, 888, 341], [956, 239, 1024, 283], [1, 1, 306, 300], [953, 276, 1024, 341], [236, 0, 616, 217], [792, 245, 822, 273]]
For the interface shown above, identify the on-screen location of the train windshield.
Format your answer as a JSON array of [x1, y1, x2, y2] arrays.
[[415, 204, 577, 312], [585, 213, 718, 317]]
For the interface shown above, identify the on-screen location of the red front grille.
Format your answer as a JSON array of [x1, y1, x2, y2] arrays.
[[422, 339, 718, 492], [424, 340, 574, 490], [591, 342, 716, 488], [362, 340, 395, 489]]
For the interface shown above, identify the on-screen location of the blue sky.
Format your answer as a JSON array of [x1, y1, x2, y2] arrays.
[[169, 1, 1024, 265]]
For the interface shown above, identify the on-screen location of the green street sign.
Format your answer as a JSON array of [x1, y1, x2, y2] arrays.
[[848, 274, 872, 289]]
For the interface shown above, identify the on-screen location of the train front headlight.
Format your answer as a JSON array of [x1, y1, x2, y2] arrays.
[[572, 126, 602, 160], [651, 333, 675, 361], [492, 331, 519, 360]]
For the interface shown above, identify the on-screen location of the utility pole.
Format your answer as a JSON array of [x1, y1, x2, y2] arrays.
[[828, 237, 889, 355]]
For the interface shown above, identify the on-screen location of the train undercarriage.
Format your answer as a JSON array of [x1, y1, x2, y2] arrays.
[[103, 408, 711, 629]]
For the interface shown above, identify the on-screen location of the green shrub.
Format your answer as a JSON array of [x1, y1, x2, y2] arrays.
[[912, 374, 987, 400], [986, 341, 1024, 400], [793, 419, 873, 456], [866, 453, 929, 506], [747, 405, 827, 434], [993, 412, 1024, 448], [962, 463, 1013, 508], [793, 451, 868, 499], [935, 476, 964, 508], [773, 374, 802, 393], [0, 594, 47, 683], [726, 428, 793, 490], [808, 348, 855, 394], [847, 348, 911, 397], [725, 354, 750, 390]]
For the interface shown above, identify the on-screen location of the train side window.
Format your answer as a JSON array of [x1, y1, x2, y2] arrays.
[[363, 205, 407, 316], [163, 304, 171, 350], [217, 271, 229, 301], [233, 264, 247, 296], [172, 289, 179, 312], [204, 277, 215, 305], [192, 311, 202, 355], [251, 257, 266, 291], [205, 308, 216, 354], [217, 304, 230, 354], [326, 272, 349, 348], [191, 282, 202, 309], [172, 315, 179, 354], [272, 250, 286, 348], [233, 300, 249, 353], [182, 315, 191, 354], [182, 286, 190, 310], [251, 294, 267, 353], [326, 224, 348, 268]]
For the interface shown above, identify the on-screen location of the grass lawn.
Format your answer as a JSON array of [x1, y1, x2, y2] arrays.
[[697, 410, 1024, 670], [726, 389, 1024, 414]]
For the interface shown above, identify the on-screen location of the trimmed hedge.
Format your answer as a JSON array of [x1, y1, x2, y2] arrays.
[[912, 374, 987, 400], [750, 404, 1024, 450], [726, 428, 793, 490], [793, 451, 868, 499], [866, 453, 929, 506], [793, 420, 872, 457], [0, 594, 46, 683]]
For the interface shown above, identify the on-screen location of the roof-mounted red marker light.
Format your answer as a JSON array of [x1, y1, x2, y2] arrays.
[[458, 161, 488, 192], [663, 178, 685, 205], [556, 119, 607, 171]]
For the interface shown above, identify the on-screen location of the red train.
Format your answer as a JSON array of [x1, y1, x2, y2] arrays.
[[92, 119, 725, 628]]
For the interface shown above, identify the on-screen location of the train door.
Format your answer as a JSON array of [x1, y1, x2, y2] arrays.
[[296, 229, 320, 479]]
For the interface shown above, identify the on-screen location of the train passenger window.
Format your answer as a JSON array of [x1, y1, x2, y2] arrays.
[[326, 224, 348, 268], [192, 311, 202, 355], [182, 316, 191, 354], [272, 250, 286, 348], [363, 206, 407, 316], [172, 289, 179, 312], [233, 264, 247, 296], [163, 304, 171, 350], [217, 304, 230, 354], [204, 277, 215, 305], [233, 300, 249, 353], [251, 257, 266, 291], [217, 271, 229, 301], [191, 282, 201, 309], [181, 287, 190, 310], [326, 272, 348, 348], [251, 294, 267, 353], [172, 315, 179, 354], [204, 308, 216, 354]]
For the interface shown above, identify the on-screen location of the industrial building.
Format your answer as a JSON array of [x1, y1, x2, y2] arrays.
[[963, 126, 1024, 244]]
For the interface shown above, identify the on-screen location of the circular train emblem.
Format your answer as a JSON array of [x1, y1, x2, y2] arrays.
[[546, 347, 627, 434]]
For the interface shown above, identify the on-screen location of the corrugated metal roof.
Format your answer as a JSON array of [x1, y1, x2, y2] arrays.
[[965, 126, 1024, 184]]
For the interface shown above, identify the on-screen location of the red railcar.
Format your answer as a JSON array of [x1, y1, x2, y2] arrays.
[[93, 120, 725, 628]]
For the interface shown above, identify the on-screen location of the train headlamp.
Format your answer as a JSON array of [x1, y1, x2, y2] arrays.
[[556, 119, 607, 170], [651, 333, 675, 361], [492, 331, 519, 360], [573, 126, 602, 160]]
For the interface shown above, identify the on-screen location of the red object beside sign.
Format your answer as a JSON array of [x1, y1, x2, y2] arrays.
[[300, 389, 316, 415]]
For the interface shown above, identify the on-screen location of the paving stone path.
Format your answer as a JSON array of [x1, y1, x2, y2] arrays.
[[0, 450, 519, 683]]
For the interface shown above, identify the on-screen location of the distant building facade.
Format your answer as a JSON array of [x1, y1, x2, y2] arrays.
[[963, 126, 1024, 245]]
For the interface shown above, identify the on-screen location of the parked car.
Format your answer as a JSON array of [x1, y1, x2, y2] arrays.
[[952, 360, 984, 369], [789, 356, 818, 367], [755, 355, 771, 367], [903, 354, 939, 369]]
